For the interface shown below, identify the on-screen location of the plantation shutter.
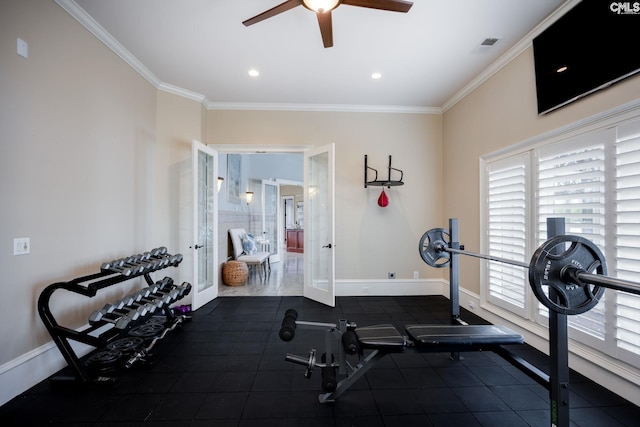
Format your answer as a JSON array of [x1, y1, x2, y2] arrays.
[[485, 154, 528, 315], [615, 119, 640, 364], [536, 131, 609, 341]]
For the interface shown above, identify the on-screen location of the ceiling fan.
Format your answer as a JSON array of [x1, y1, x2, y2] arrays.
[[243, 0, 414, 48]]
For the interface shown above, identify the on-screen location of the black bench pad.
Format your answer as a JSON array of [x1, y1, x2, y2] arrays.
[[405, 324, 523, 347], [355, 324, 406, 349]]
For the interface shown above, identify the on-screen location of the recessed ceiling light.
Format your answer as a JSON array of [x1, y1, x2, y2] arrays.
[[371, 73, 382, 79], [556, 66, 568, 73], [248, 69, 260, 77]]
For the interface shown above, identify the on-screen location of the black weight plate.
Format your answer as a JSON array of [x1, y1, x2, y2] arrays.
[[106, 337, 144, 353], [419, 228, 451, 268], [86, 350, 123, 370], [128, 322, 165, 337], [529, 235, 607, 315], [145, 316, 168, 325]]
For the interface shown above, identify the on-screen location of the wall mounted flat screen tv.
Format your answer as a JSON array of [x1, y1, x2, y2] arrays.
[[533, 1, 640, 114]]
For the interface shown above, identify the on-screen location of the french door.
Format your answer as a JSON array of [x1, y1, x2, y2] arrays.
[[190, 140, 218, 310], [303, 144, 335, 307]]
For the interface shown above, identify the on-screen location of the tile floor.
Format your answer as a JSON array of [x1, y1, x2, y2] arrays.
[[2, 294, 639, 426], [218, 251, 304, 297]]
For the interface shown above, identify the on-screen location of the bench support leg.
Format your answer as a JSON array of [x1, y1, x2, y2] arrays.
[[319, 349, 388, 403]]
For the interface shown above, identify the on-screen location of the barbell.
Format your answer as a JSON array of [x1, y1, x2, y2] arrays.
[[419, 228, 640, 315]]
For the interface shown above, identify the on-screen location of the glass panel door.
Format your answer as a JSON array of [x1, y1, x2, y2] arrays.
[[261, 180, 280, 263], [304, 144, 335, 307], [191, 140, 218, 310]]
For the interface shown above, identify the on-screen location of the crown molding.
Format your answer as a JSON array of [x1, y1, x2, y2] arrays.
[[55, 0, 439, 115], [57, 0, 577, 115], [157, 82, 207, 104], [55, 0, 161, 89], [206, 102, 440, 114]]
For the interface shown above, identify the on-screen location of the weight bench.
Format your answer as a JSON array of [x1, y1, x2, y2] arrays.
[[360, 323, 522, 351], [280, 310, 525, 403]]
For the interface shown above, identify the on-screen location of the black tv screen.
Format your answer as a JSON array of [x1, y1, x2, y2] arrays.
[[533, 1, 640, 114]]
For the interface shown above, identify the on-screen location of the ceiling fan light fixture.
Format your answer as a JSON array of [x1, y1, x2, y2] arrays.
[[303, 0, 340, 13]]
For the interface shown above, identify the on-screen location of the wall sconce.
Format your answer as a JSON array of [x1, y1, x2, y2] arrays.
[[246, 191, 254, 205], [217, 177, 224, 192]]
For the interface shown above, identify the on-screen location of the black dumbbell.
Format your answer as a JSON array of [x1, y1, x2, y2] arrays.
[[97, 299, 126, 313], [89, 298, 139, 319], [149, 247, 168, 258], [178, 282, 192, 297], [88, 304, 144, 328], [100, 259, 134, 276], [168, 254, 183, 266], [130, 287, 166, 308], [133, 254, 164, 272], [154, 277, 174, 292], [110, 258, 146, 276], [149, 289, 177, 306], [121, 256, 154, 274], [119, 294, 159, 315]]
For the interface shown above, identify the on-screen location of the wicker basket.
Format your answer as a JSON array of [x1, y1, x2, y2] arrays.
[[222, 260, 249, 286]]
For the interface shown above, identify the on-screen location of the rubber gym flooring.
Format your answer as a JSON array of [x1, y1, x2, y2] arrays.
[[1, 295, 639, 426]]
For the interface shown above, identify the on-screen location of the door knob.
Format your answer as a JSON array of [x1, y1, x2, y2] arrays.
[[322, 243, 332, 249], [190, 244, 203, 250]]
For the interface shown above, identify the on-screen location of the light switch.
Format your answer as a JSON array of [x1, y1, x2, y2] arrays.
[[14, 238, 30, 255], [17, 38, 28, 59]]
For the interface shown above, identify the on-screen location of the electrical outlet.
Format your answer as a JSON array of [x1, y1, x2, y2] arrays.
[[17, 38, 28, 59], [413, 271, 419, 279], [469, 301, 476, 310], [388, 272, 396, 279], [14, 237, 30, 255]]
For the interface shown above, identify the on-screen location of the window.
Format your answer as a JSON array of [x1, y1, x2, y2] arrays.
[[484, 154, 529, 317], [482, 115, 640, 368], [615, 120, 640, 365]]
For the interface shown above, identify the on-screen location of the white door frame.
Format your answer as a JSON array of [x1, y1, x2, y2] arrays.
[[209, 144, 317, 299]]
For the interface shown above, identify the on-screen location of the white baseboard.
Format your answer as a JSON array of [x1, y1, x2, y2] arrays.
[[336, 278, 445, 296], [0, 337, 93, 406]]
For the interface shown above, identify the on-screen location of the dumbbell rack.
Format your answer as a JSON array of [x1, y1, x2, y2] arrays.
[[37, 248, 190, 387]]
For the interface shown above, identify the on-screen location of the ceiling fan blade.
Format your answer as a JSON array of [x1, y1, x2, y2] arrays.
[[316, 10, 334, 48], [341, 0, 413, 13], [243, 0, 303, 26]]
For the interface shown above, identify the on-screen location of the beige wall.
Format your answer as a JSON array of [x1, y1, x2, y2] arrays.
[[154, 91, 207, 288], [0, 0, 157, 369], [208, 110, 444, 281], [442, 47, 640, 295]]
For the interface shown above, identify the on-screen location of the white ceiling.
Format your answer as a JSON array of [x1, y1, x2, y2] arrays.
[[62, 0, 572, 112]]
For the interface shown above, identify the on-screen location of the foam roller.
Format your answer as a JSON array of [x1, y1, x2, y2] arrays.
[[341, 330, 360, 355], [279, 309, 298, 342]]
